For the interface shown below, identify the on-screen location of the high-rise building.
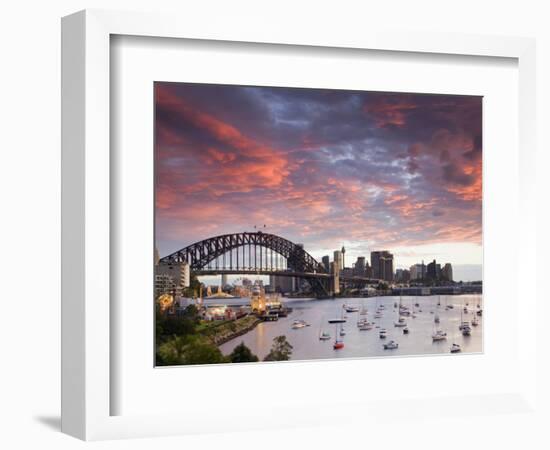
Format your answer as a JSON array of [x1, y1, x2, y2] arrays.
[[322, 255, 330, 273], [353, 256, 366, 277], [333, 250, 343, 273], [341, 246, 346, 269], [383, 256, 394, 282], [395, 268, 410, 282], [330, 261, 340, 294], [370, 250, 394, 281], [370, 251, 382, 279], [442, 263, 453, 281], [427, 259, 438, 279], [365, 262, 373, 278], [410, 262, 427, 280], [156, 262, 190, 289]]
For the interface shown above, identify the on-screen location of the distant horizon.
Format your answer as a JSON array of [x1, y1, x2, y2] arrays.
[[155, 82, 482, 276]]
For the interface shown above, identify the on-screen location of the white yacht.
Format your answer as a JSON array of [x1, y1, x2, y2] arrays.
[[394, 316, 407, 327], [432, 330, 447, 341], [292, 319, 308, 329]]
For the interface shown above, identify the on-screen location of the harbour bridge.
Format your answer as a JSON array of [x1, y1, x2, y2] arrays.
[[158, 231, 379, 297]]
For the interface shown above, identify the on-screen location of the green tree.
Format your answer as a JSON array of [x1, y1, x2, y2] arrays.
[[157, 335, 188, 365], [182, 337, 227, 365], [157, 335, 227, 366], [228, 342, 259, 363], [264, 335, 293, 361]]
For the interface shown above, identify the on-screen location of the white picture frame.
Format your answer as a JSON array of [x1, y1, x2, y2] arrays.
[[61, 9, 537, 441]]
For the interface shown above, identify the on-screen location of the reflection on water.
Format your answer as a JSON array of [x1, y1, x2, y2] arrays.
[[218, 295, 482, 361]]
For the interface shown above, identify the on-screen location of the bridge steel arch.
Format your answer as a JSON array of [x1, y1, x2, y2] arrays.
[[159, 232, 330, 296]]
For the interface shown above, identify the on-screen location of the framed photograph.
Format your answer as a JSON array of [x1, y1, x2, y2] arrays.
[[62, 9, 537, 440], [153, 81, 483, 366]]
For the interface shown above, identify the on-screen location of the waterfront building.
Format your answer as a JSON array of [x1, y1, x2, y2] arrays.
[[370, 250, 394, 281], [221, 273, 228, 287], [442, 263, 453, 281]]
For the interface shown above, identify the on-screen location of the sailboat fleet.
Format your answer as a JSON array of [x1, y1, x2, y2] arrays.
[[297, 294, 480, 354]]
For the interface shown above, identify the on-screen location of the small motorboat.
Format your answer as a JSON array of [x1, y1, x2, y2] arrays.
[[340, 328, 346, 336], [414, 302, 420, 307], [344, 304, 359, 313], [403, 327, 409, 334], [394, 317, 407, 327], [432, 330, 447, 341], [461, 325, 472, 336], [328, 318, 346, 324], [292, 320, 308, 329], [374, 312, 382, 319], [383, 340, 399, 350], [319, 331, 331, 341], [434, 314, 440, 324], [333, 341, 344, 350], [379, 328, 387, 339], [450, 343, 461, 353]]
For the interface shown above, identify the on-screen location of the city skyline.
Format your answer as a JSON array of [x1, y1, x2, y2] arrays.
[[155, 82, 482, 281]]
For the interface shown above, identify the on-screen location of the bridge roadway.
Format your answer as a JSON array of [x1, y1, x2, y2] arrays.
[[194, 268, 380, 284]]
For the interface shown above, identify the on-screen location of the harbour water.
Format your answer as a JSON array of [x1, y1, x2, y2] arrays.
[[218, 295, 482, 361]]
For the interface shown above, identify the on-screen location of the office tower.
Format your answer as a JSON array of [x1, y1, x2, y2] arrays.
[[427, 259, 437, 279], [442, 263, 453, 281], [322, 255, 330, 272], [371, 250, 394, 281], [333, 250, 343, 273]]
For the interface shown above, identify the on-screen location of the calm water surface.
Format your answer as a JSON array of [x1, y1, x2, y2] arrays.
[[218, 295, 483, 361]]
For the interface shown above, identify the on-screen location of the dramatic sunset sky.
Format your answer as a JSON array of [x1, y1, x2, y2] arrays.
[[155, 82, 482, 281]]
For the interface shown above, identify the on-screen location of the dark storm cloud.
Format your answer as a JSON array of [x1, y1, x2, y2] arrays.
[[154, 82, 482, 259]]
